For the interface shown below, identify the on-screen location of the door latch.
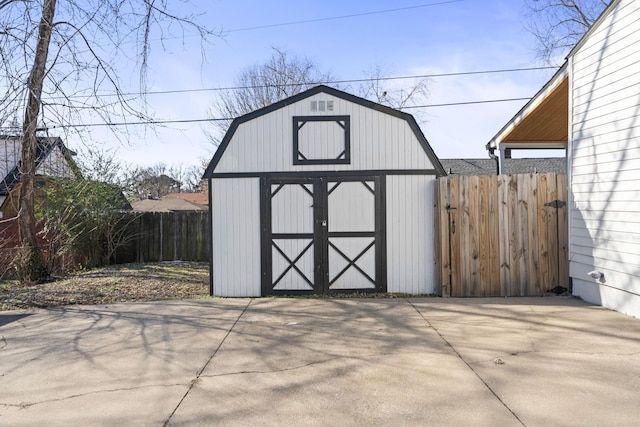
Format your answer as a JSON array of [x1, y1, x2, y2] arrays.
[[321, 220, 327, 227]]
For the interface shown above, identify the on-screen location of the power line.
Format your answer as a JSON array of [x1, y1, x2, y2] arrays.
[[405, 97, 532, 108], [53, 66, 557, 99], [48, 117, 232, 129], [47, 96, 533, 129], [225, 0, 465, 33]]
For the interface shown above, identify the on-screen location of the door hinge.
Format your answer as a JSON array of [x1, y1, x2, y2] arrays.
[[544, 200, 566, 209]]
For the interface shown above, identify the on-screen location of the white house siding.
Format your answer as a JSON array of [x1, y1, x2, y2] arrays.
[[0, 139, 20, 180], [569, 0, 640, 318], [210, 178, 261, 297], [386, 175, 437, 294], [36, 145, 74, 178], [214, 92, 436, 174]]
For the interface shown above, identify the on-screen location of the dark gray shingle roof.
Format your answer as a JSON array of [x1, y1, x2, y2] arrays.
[[440, 158, 566, 176]]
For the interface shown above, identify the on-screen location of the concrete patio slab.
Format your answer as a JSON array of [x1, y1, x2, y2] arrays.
[[169, 299, 519, 426], [411, 298, 640, 427], [1, 297, 639, 426]]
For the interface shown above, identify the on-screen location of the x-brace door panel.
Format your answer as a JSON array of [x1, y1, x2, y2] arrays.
[[262, 176, 386, 295]]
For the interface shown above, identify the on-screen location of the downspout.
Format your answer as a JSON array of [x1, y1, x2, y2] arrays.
[[488, 147, 499, 175]]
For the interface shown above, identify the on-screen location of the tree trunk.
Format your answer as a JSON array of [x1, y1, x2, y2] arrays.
[[17, 0, 56, 282]]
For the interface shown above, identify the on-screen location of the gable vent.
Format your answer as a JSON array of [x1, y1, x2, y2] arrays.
[[310, 99, 334, 112]]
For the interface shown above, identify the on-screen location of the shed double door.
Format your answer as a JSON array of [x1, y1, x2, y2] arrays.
[[262, 176, 386, 295]]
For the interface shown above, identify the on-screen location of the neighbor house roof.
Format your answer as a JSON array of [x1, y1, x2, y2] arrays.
[[163, 192, 208, 207], [131, 196, 208, 212], [0, 135, 77, 195], [440, 158, 566, 176]]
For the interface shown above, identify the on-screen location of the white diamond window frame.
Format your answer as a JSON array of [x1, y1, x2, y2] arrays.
[[293, 116, 351, 165]]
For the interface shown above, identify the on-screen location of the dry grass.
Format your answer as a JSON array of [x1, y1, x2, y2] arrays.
[[0, 261, 209, 311]]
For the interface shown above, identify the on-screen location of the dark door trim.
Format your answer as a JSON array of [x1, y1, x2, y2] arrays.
[[261, 175, 387, 295]]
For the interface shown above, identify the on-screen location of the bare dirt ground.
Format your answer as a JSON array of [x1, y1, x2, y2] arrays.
[[0, 261, 209, 310]]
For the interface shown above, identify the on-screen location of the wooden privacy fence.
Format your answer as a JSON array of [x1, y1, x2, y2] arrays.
[[116, 211, 209, 263], [434, 173, 569, 297]]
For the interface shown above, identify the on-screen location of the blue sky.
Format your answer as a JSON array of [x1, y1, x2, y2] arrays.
[[83, 0, 563, 169]]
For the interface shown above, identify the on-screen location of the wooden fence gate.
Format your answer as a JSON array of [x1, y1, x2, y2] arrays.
[[434, 173, 569, 297]]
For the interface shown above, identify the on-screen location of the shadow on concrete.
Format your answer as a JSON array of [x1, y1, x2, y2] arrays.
[[0, 312, 33, 327]]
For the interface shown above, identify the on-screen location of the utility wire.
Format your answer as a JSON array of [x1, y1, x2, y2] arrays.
[[404, 97, 532, 108], [225, 0, 465, 33], [52, 66, 558, 99], [46, 97, 533, 129]]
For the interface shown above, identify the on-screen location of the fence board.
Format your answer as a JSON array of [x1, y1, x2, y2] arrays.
[[449, 176, 461, 297], [547, 174, 559, 288], [537, 173, 550, 294], [527, 173, 540, 295], [435, 173, 568, 297], [488, 176, 500, 296], [468, 175, 480, 295], [458, 176, 469, 296], [434, 179, 444, 295], [478, 176, 489, 296], [498, 177, 510, 295], [557, 174, 569, 287]]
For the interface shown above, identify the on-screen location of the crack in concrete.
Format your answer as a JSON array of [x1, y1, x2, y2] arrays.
[[0, 335, 6, 351], [0, 382, 188, 409], [200, 357, 350, 378], [406, 299, 527, 426], [163, 298, 253, 427], [196, 350, 434, 379]]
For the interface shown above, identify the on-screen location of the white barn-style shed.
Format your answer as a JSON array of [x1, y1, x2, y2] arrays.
[[203, 85, 445, 297], [487, 0, 640, 318]]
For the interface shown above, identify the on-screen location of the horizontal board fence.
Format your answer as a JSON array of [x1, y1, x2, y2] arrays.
[[435, 173, 569, 297], [116, 211, 209, 263]]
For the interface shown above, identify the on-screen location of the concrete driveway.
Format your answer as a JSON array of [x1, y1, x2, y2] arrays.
[[1, 297, 639, 426]]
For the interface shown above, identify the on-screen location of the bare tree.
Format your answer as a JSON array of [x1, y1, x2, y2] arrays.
[[122, 162, 203, 200], [523, 0, 611, 64], [0, 0, 216, 281], [358, 64, 430, 122], [123, 163, 181, 200], [208, 50, 433, 147], [208, 47, 335, 146]]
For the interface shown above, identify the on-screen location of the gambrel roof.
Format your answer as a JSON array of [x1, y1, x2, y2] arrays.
[[203, 85, 446, 177]]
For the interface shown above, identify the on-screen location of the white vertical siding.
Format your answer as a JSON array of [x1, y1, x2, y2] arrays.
[[569, 0, 640, 318], [36, 146, 74, 178], [211, 178, 261, 297], [386, 175, 437, 294], [215, 93, 436, 173], [0, 139, 20, 180], [327, 181, 375, 232]]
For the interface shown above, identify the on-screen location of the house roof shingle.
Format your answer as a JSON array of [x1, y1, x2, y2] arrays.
[[440, 158, 566, 176], [163, 192, 208, 206], [131, 197, 208, 212]]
